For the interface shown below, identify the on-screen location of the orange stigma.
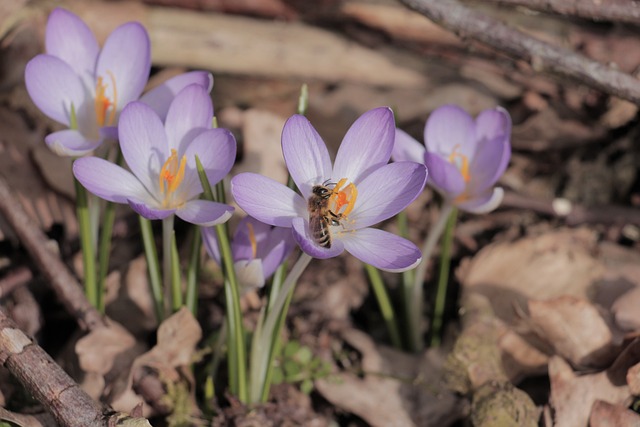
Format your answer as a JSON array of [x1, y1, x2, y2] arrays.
[[158, 149, 187, 207], [329, 178, 358, 218], [94, 71, 118, 127], [247, 222, 257, 259], [448, 145, 471, 183]]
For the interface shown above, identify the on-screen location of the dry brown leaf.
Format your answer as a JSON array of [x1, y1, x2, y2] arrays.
[[528, 295, 622, 369], [76, 321, 137, 375], [590, 400, 640, 427]]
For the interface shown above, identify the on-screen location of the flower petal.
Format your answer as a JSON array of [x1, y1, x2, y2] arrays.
[[260, 238, 291, 279], [340, 227, 421, 272], [392, 129, 425, 163], [292, 217, 344, 259], [73, 157, 150, 203], [424, 152, 466, 198], [350, 161, 427, 229], [96, 22, 150, 107], [333, 107, 395, 181], [165, 84, 213, 152], [424, 105, 476, 159], [25, 55, 85, 126], [232, 216, 271, 261], [456, 187, 504, 214], [140, 71, 214, 121], [231, 173, 305, 227], [118, 101, 168, 195], [281, 114, 332, 197], [45, 8, 99, 83], [235, 259, 265, 293], [176, 199, 233, 226], [128, 199, 175, 220], [181, 128, 236, 201], [45, 129, 101, 157], [201, 227, 221, 265]]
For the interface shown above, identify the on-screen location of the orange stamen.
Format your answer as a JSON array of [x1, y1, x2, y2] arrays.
[[329, 178, 358, 218], [94, 71, 118, 127], [247, 222, 257, 259], [158, 149, 187, 206], [448, 145, 471, 183]]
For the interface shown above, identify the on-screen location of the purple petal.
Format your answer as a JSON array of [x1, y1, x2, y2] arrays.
[[176, 199, 233, 226], [118, 101, 168, 194], [128, 199, 175, 220], [424, 152, 466, 198], [45, 8, 99, 81], [181, 128, 236, 201], [25, 55, 85, 126], [456, 187, 504, 214], [424, 105, 476, 159], [261, 238, 291, 278], [73, 157, 150, 203], [232, 216, 271, 261], [333, 107, 395, 181], [350, 161, 427, 229], [341, 227, 421, 272], [165, 84, 213, 152], [281, 114, 332, 198], [467, 134, 510, 195], [95, 22, 150, 108], [202, 227, 221, 265], [45, 129, 101, 157], [231, 173, 305, 227], [140, 71, 214, 121], [292, 217, 344, 259], [392, 129, 425, 163], [475, 107, 511, 144]]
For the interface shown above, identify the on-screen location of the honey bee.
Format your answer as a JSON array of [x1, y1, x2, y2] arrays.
[[308, 183, 341, 248]]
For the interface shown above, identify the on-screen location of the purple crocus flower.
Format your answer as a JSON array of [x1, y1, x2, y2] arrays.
[[231, 107, 428, 273], [202, 216, 295, 293], [72, 84, 235, 226], [24, 8, 212, 156], [393, 105, 511, 214]]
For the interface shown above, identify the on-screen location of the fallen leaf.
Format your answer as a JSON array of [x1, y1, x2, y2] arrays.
[[589, 400, 640, 427]]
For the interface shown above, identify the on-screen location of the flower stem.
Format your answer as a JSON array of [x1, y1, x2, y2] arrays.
[[73, 173, 98, 309], [170, 230, 183, 312], [430, 207, 457, 347], [408, 201, 454, 352], [364, 264, 402, 349], [185, 226, 201, 316], [250, 252, 312, 403], [139, 216, 164, 322], [162, 215, 175, 314]]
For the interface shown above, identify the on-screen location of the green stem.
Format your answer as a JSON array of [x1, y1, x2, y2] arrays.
[[73, 173, 98, 308], [364, 264, 402, 349], [186, 227, 202, 316], [430, 207, 457, 347], [170, 229, 183, 312], [398, 211, 415, 350], [408, 202, 454, 352], [162, 216, 175, 314], [139, 216, 164, 322]]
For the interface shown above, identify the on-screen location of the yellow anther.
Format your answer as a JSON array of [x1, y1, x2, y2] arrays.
[[94, 71, 118, 127], [247, 222, 257, 259], [159, 149, 187, 206], [329, 179, 358, 218], [448, 145, 471, 183]]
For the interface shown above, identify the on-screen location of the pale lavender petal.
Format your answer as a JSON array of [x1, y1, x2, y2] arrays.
[[424, 152, 466, 198], [281, 114, 332, 197], [45, 129, 101, 157], [96, 22, 150, 107], [467, 134, 510, 195], [341, 227, 421, 272], [165, 84, 212, 152], [45, 8, 99, 80], [424, 105, 476, 159], [350, 162, 427, 229], [235, 260, 265, 293], [261, 238, 291, 278], [202, 227, 221, 265], [333, 107, 395, 182], [73, 157, 150, 203], [456, 187, 504, 214], [25, 55, 85, 126], [475, 107, 511, 144], [176, 199, 233, 226], [100, 126, 118, 141], [392, 129, 425, 163], [232, 216, 271, 261], [128, 199, 175, 220], [140, 71, 214, 121], [181, 128, 236, 201], [118, 101, 168, 194], [292, 217, 344, 259], [231, 173, 305, 227]]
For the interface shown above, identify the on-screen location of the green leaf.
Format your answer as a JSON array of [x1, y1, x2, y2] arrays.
[[295, 346, 312, 365], [300, 379, 314, 394]]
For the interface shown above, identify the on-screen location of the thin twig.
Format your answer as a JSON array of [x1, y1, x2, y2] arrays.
[[0, 176, 105, 332], [399, 0, 640, 105]]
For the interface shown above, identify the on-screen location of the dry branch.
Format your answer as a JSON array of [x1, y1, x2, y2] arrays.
[[399, 0, 640, 104]]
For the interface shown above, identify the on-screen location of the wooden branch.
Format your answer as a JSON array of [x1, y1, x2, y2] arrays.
[[0, 176, 105, 332], [486, 0, 640, 26], [0, 308, 106, 427], [399, 0, 640, 104]]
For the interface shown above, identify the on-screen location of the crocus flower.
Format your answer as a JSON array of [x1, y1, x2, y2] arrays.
[[24, 8, 212, 156], [202, 216, 295, 294], [231, 107, 427, 272], [72, 84, 235, 226], [393, 105, 511, 214]]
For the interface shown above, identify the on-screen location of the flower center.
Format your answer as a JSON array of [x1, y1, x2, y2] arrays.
[[246, 222, 257, 259], [328, 178, 358, 221], [158, 149, 187, 207], [94, 71, 118, 127], [448, 145, 471, 183]]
